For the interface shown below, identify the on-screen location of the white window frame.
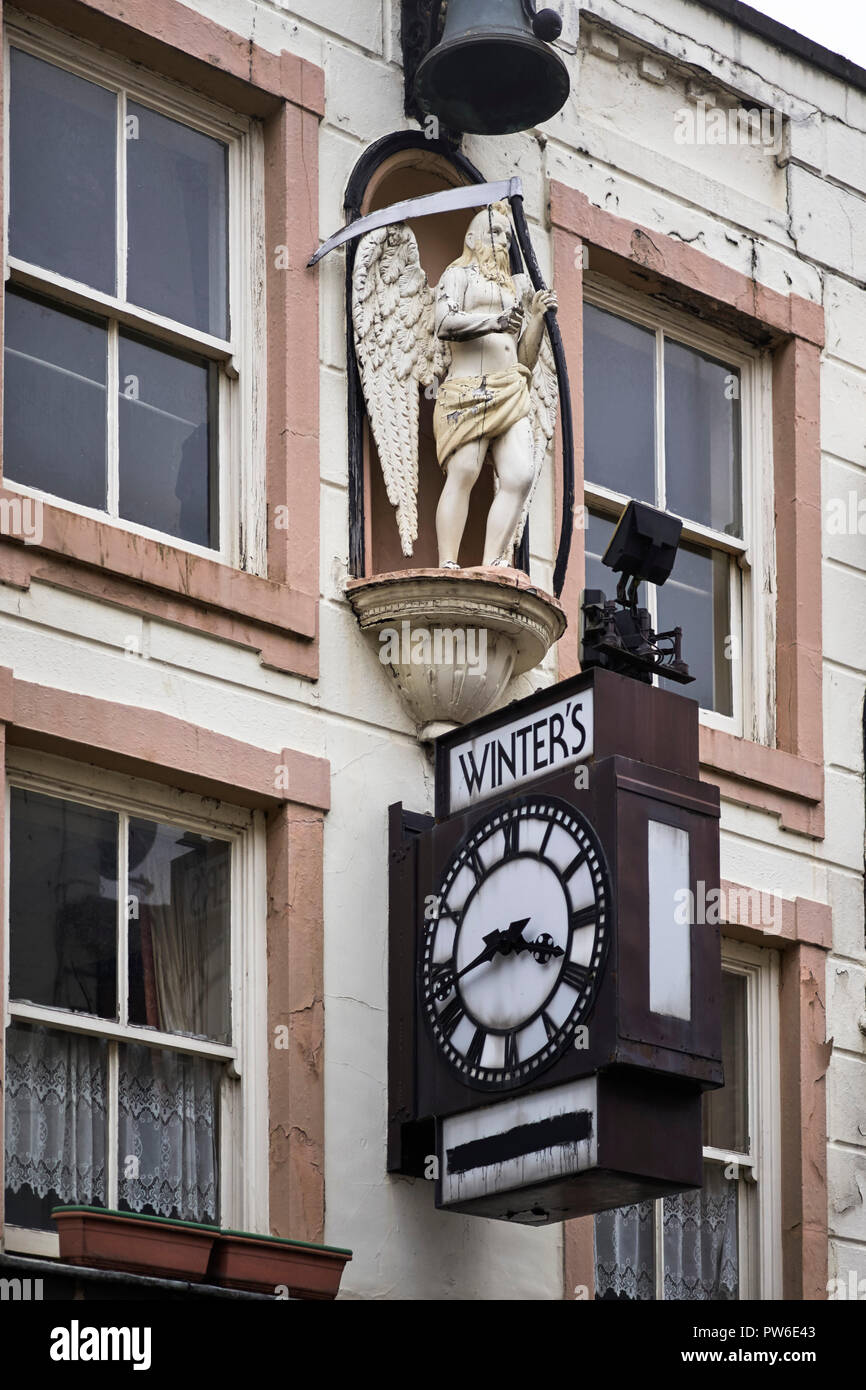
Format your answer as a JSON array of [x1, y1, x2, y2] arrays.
[[1, 747, 269, 1259], [582, 274, 776, 744], [711, 936, 782, 1301], [2, 12, 267, 573], [633, 938, 781, 1301]]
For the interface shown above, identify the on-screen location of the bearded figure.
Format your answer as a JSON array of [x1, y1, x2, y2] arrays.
[[352, 201, 558, 570]]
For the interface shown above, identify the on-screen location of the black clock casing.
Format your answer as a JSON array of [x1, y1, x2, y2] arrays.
[[388, 668, 723, 1189]]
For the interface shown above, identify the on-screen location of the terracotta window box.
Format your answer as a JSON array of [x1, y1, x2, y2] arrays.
[[53, 1207, 217, 1283], [209, 1228, 352, 1298], [52, 1207, 352, 1299]]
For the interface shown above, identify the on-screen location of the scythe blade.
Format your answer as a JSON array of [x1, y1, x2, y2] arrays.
[[307, 176, 523, 266]]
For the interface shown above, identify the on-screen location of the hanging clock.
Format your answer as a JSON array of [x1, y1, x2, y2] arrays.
[[420, 794, 610, 1092]]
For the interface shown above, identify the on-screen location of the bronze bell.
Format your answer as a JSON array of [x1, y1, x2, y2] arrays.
[[415, 0, 570, 136]]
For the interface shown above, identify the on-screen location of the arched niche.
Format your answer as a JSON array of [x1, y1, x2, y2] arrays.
[[345, 137, 497, 577]]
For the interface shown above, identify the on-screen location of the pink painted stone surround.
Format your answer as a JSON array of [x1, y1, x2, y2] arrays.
[[553, 182, 829, 1301], [551, 182, 825, 839], [0, 665, 330, 1244], [0, 0, 324, 679]]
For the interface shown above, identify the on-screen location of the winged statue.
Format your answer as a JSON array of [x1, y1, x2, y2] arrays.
[[352, 200, 558, 569]]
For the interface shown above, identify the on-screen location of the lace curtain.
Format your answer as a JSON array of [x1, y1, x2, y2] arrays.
[[663, 1164, 738, 1300], [595, 1199, 655, 1300], [595, 1165, 739, 1300], [118, 1043, 219, 1223], [5, 1023, 106, 1209], [5, 1025, 219, 1226]]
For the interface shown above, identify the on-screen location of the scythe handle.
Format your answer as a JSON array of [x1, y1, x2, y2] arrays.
[[508, 191, 574, 599]]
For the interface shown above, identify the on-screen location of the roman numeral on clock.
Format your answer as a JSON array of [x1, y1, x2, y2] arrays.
[[539, 819, 555, 859], [570, 904, 597, 932], [430, 961, 455, 1000], [562, 960, 592, 991], [502, 818, 520, 858], [562, 848, 588, 882], [437, 995, 465, 1039], [505, 1033, 519, 1070], [465, 847, 486, 882], [439, 904, 462, 929], [466, 1028, 486, 1068], [541, 1010, 558, 1042]]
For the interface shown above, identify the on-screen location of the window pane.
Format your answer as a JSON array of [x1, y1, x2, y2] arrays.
[[584, 304, 656, 503], [118, 1044, 220, 1224], [704, 972, 749, 1153], [126, 102, 228, 336], [5, 1023, 107, 1231], [595, 1201, 655, 1300], [10, 49, 116, 293], [664, 339, 742, 537], [584, 508, 619, 598], [4, 289, 108, 510], [127, 820, 231, 1043], [118, 334, 216, 547], [10, 788, 118, 1019], [662, 1161, 738, 1299], [656, 543, 732, 716]]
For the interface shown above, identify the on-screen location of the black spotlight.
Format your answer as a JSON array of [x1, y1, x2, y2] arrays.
[[580, 501, 694, 686], [414, 0, 571, 137], [604, 499, 684, 606]]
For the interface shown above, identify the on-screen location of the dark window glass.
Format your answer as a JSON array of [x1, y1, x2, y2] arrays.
[[10, 789, 118, 1019], [584, 304, 655, 503], [4, 289, 107, 509], [585, 509, 619, 599], [665, 339, 741, 537], [4, 1023, 107, 1231], [703, 972, 749, 1153], [9, 49, 116, 293], [126, 102, 228, 336], [118, 333, 215, 547], [127, 820, 231, 1043], [656, 542, 732, 717]]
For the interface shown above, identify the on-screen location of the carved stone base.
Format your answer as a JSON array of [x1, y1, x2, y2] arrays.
[[346, 567, 567, 735]]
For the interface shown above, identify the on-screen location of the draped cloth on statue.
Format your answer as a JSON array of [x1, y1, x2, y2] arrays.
[[433, 364, 532, 470]]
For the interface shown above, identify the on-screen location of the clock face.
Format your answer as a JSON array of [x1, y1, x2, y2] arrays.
[[421, 794, 610, 1091]]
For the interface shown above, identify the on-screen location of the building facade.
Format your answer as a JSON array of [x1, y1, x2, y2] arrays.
[[0, 0, 863, 1300]]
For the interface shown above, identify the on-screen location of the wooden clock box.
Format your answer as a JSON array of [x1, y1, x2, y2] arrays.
[[389, 668, 723, 1224]]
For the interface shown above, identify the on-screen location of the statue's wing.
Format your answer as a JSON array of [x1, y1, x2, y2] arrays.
[[513, 274, 559, 548], [352, 224, 450, 556]]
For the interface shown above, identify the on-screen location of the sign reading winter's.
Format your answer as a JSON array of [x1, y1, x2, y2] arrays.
[[446, 688, 594, 812]]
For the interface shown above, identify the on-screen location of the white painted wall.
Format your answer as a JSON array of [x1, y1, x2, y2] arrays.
[[2, 0, 864, 1298]]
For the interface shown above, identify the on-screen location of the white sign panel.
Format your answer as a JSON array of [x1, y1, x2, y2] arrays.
[[648, 820, 692, 1020], [439, 1077, 598, 1207], [447, 688, 593, 812]]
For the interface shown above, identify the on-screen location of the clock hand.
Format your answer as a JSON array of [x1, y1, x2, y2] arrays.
[[496, 917, 532, 956], [527, 931, 565, 964], [447, 923, 562, 988], [452, 930, 506, 981]]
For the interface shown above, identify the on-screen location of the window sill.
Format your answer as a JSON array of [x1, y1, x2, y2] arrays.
[[699, 724, 824, 838], [47, 1206, 352, 1298], [0, 490, 318, 678], [0, 1250, 276, 1299]]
